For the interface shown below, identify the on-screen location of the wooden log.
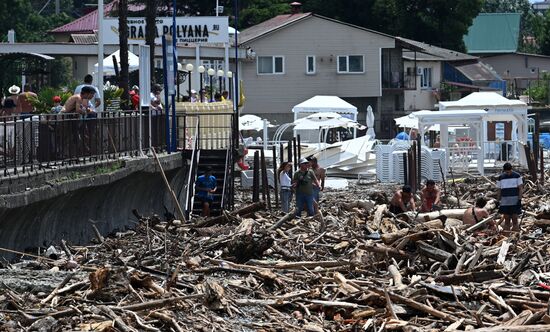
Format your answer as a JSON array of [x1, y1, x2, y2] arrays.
[[416, 240, 452, 262], [246, 259, 349, 269], [260, 148, 271, 209], [369, 288, 459, 322], [360, 244, 415, 260], [268, 210, 296, 231], [151, 149, 186, 222], [253, 151, 260, 202], [412, 220, 444, 231], [120, 294, 204, 311], [466, 214, 498, 233], [435, 270, 504, 284], [381, 228, 410, 245], [416, 209, 466, 222], [195, 202, 265, 227], [466, 326, 550, 332]]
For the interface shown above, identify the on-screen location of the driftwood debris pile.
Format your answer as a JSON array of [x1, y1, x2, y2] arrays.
[[2, 178, 550, 331]]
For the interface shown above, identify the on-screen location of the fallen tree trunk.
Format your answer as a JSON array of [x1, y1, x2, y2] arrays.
[[195, 202, 265, 227]]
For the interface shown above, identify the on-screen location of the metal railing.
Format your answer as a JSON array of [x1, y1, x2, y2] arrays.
[[184, 116, 201, 219], [1, 112, 166, 176], [221, 129, 234, 211]]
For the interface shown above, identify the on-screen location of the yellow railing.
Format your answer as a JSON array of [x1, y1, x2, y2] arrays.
[[175, 101, 234, 150]]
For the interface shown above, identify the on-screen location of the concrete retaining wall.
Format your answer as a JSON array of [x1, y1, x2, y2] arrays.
[[0, 153, 188, 259]]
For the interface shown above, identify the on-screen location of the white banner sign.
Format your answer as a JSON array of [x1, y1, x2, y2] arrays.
[[104, 16, 229, 45]]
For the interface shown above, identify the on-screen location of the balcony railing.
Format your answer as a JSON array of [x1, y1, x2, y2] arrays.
[[382, 71, 416, 90], [0, 111, 166, 176]]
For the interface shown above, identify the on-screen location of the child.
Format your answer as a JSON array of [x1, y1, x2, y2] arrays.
[[51, 96, 63, 114]]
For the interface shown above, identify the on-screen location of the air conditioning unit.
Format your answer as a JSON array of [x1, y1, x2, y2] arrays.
[[417, 67, 423, 75]]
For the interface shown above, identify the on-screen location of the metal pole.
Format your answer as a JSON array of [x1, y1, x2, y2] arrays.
[[162, 36, 171, 151], [171, 0, 177, 151], [253, 151, 260, 202], [260, 148, 270, 209], [97, 0, 104, 112], [272, 145, 279, 208], [188, 70, 192, 99], [200, 73, 203, 102]]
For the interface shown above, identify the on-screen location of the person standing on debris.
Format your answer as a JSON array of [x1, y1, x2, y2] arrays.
[[293, 158, 320, 217], [310, 156, 326, 212], [497, 162, 523, 232], [278, 161, 293, 213], [195, 167, 218, 217], [463, 197, 491, 227], [389, 185, 416, 214], [420, 180, 441, 212]]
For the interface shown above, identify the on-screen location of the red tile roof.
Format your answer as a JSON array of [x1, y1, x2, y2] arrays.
[[51, 1, 119, 34], [238, 12, 311, 44]]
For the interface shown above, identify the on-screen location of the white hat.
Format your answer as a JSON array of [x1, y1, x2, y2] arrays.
[[8, 85, 20, 94], [191, 89, 197, 94]]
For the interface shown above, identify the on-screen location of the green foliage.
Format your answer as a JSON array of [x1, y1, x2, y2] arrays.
[[539, 10, 550, 55], [103, 83, 124, 110], [300, 0, 482, 52], [0, 0, 72, 43], [525, 72, 550, 104], [49, 58, 74, 88], [27, 87, 72, 113]]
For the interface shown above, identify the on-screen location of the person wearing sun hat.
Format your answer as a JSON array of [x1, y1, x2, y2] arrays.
[[292, 158, 320, 217]]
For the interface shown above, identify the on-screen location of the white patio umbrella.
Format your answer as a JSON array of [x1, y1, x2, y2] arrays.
[[239, 114, 272, 131], [294, 112, 365, 130], [394, 113, 439, 131], [366, 105, 375, 139]]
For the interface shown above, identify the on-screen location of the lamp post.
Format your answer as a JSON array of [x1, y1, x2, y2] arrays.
[[217, 69, 224, 94], [185, 63, 194, 100], [207, 68, 215, 102], [198, 65, 205, 102], [227, 71, 233, 99]]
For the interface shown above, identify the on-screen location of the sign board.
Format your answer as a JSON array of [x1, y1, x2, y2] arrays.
[[164, 39, 176, 96], [104, 17, 229, 45], [138, 45, 151, 107]]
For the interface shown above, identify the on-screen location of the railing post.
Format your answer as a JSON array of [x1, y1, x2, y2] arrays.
[[260, 148, 271, 209], [252, 151, 260, 202], [272, 145, 278, 209]]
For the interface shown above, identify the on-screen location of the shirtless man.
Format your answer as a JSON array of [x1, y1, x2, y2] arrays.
[[17, 85, 37, 114], [389, 185, 416, 214], [420, 180, 441, 212], [62, 86, 96, 115], [463, 197, 491, 228], [310, 157, 326, 212]]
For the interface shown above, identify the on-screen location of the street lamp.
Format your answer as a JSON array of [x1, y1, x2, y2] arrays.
[[227, 71, 233, 99], [198, 65, 205, 102], [207, 68, 215, 102], [185, 63, 194, 100], [217, 69, 224, 94]]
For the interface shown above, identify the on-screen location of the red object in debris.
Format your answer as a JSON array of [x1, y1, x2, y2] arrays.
[[538, 282, 550, 290], [238, 159, 249, 170]]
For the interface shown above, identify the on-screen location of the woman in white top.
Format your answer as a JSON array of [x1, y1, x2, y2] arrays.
[[278, 161, 293, 213]]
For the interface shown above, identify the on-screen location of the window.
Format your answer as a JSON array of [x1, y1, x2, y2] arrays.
[[306, 55, 316, 74], [257, 56, 284, 74], [337, 55, 364, 73], [421, 67, 432, 88]]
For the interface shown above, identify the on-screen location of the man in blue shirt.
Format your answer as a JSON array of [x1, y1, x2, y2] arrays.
[[496, 163, 523, 232], [195, 167, 217, 217]]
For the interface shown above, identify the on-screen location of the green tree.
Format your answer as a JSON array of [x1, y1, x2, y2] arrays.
[[302, 0, 482, 52], [539, 9, 550, 55]]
